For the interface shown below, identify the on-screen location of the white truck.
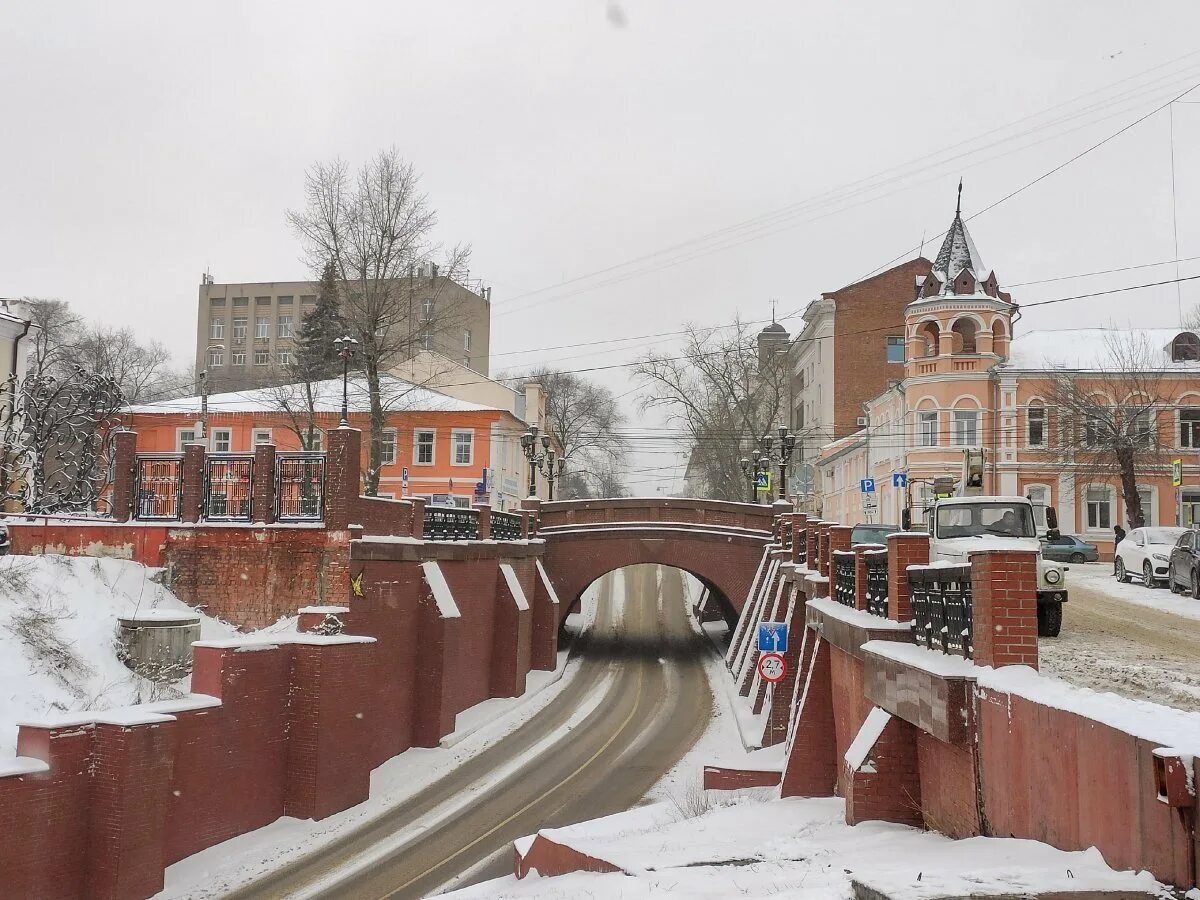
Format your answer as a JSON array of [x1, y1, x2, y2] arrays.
[[901, 452, 1067, 637]]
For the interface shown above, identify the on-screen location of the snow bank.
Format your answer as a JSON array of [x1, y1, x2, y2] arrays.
[[806, 596, 910, 631], [0, 554, 239, 757]]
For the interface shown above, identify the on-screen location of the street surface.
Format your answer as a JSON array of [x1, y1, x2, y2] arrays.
[[1040, 563, 1200, 711], [225, 565, 712, 900]]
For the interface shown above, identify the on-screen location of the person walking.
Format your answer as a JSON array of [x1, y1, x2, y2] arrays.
[[1113, 523, 1126, 574]]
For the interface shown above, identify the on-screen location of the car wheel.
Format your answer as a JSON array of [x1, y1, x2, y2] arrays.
[[1115, 558, 1129, 583], [1143, 560, 1157, 588], [1171, 573, 1184, 594], [1069, 552, 1085, 564], [1037, 602, 1063, 638], [1192, 569, 1200, 600]]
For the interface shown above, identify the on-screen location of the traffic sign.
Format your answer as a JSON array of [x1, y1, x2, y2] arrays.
[[755, 471, 773, 493], [860, 478, 876, 494], [757, 652, 786, 683], [892, 472, 907, 488], [757, 622, 788, 653], [1173, 458, 1183, 487]]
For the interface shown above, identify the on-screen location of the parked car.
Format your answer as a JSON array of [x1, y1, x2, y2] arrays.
[[1040, 534, 1098, 563], [850, 524, 901, 546], [1168, 529, 1200, 597], [1115, 526, 1187, 587]]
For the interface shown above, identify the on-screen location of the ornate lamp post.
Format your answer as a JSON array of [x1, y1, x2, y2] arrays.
[[545, 452, 566, 501], [740, 456, 754, 503], [332, 335, 359, 427], [776, 424, 797, 501]]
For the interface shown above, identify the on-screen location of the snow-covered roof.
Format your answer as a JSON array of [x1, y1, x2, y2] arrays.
[[931, 210, 991, 287], [1005, 328, 1200, 371], [128, 373, 499, 415]]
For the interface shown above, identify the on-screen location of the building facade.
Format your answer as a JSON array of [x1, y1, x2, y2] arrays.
[[195, 267, 492, 392], [816, 203, 1200, 558]]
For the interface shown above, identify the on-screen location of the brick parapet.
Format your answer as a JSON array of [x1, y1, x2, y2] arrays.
[[969, 550, 1039, 670], [887, 532, 929, 622], [476, 503, 492, 540], [324, 427, 361, 530]]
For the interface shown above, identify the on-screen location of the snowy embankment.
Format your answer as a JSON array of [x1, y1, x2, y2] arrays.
[[0, 554, 245, 757]]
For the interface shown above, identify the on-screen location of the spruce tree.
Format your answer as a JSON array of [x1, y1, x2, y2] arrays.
[[293, 260, 346, 383]]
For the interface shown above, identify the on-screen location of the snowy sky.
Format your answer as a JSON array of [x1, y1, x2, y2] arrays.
[[6, 1, 1200, 492]]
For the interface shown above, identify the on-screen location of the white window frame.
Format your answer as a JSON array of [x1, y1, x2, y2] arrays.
[[278, 315, 293, 338], [231, 350, 246, 366], [917, 410, 938, 447], [1084, 483, 1114, 533], [232, 317, 248, 341], [251, 428, 273, 447], [421, 331, 433, 351], [381, 428, 397, 466], [952, 410, 979, 447], [175, 428, 197, 451], [1129, 484, 1156, 528], [254, 348, 270, 366], [464, 329, 472, 351], [211, 428, 233, 454], [255, 316, 270, 338], [451, 428, 474, 466], [208, 348, 224, 367], [277, 348, 292, 366], [1026, 404, 1047, 448], [421, 297, 434, 321], [210, 318, 225, 339], [307, 429, 324, 452], [414, 428, 436, 465]]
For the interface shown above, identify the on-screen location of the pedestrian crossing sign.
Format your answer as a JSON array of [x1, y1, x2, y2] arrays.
[[755, 471, 772, 493]]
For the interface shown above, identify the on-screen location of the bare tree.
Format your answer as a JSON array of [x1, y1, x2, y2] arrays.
[[1045, 331, 1169, 529], [634, 320, 789, 501], [514, 367, 628, 499], [287, 149, 472, 493]]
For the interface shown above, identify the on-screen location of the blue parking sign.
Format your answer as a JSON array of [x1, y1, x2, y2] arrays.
[[757, 622, 788, 653], [860, 478, 876, 494]]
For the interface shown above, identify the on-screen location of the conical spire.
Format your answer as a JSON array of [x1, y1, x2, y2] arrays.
[[931, 182, 991, 289]]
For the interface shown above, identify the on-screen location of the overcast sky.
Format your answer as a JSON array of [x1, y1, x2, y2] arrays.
[[5, 2, 1200, 491]]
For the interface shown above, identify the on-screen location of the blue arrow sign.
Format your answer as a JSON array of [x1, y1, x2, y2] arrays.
[[860, 478, 876, 494], [757, 622, 788, 653], [892, 472, 907, 488]]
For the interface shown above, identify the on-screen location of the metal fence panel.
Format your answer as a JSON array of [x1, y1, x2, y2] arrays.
[[865, 551, 889, 617], [135, 456, 183, 521], [275, 454, 325, 521], [205, 456, 254, 521], [423, 506, 480, 541], [491, 510, 522, 541], [833, 550, 856, 607]]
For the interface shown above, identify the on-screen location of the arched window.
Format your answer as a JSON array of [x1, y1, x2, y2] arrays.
[[952, 318, 978, 354], [1026, 401, 1046, 448], [1171, 332, 1200, 362], [991, 319, 1008, 356], [917, 321, 940, 357]]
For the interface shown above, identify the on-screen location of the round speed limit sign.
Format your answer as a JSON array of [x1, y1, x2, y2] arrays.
[[757, 651, 786, 683]]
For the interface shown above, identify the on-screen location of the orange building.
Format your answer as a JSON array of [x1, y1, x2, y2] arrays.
[[126, 374, 544, 508]]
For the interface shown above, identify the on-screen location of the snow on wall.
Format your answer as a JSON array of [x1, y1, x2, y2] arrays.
[[845, 706, 891, 771], [420, 561, 462, 618]]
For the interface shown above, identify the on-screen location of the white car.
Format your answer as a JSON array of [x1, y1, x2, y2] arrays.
[[1114, 527, 1187, 587]]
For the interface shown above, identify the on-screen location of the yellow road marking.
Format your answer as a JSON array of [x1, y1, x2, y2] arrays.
[[378, 663, 648, 899]]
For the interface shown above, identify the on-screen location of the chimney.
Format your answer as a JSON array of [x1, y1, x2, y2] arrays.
[[430, 263, 439, 283]]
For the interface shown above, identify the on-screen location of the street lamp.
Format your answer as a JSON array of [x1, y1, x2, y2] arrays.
[[544, 451, 567, 501], [332, 335, 359, 427], [520, 424, 542, 497], [777, 424, 797, 502], [740, 457, 753, 503]]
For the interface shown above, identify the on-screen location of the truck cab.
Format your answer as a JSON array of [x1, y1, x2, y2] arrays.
[[908, 494, 1066, 637]]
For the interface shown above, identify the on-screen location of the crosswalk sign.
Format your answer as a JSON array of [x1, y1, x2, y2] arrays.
[[755, 471, 773, 493], [1173, 458, 1183, 487]]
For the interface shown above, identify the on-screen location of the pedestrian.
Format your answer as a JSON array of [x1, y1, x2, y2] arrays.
[[1113, 523, 1126, 574]]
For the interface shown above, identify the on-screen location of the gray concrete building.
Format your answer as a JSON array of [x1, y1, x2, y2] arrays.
[[195, 267, 492, 392]]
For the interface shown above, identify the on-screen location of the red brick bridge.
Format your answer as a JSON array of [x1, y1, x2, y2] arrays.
[[529, 497, 775, 625]]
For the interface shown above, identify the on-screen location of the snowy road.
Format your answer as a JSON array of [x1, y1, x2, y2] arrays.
[[224, 565, 713, 900], [1040, 563, 1200, 711]]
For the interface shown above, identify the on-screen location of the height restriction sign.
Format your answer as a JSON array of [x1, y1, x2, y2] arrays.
[[757, 651, 786, 683]]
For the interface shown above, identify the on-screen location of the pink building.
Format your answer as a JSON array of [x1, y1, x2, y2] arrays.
[[817, 199, 1200, 560]]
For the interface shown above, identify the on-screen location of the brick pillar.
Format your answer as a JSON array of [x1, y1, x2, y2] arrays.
[[844, 709, 923, 828], [887, 531, 929, 622], [806, 522, 819, 572], [791, 513, 807, 564], [252, 443, 276, 525], [413, 563, 462, 746], [476, 503, 491, 540], [325, 427, 361, 530], [970, 549, 1039, 670], [818, 522, 833, 576], [827, 525, 852, 599], [86, 718, 177, 900], [530, 560, 560, 671], [410, 496, 426, 538], [490, 562, 532, 697], [521, 496, 541, 535], [781, 636, 837, 797], [180, 443, 206, 524], [853, 546, 869, 610], [111, 430, 138, 523]]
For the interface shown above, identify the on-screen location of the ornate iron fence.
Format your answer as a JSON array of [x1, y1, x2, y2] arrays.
[[781, 520, 792, 549], [908, 564, 973, 658], [865, 550, 889, 617], [275, 454, 325, 521], [423, 505, 480, 541], [833, 550, 856, 607], [134, 455, 183, 521], [491, 510, 523, 541], [796, 528, 807, 567], [204, 456, 254, 521]]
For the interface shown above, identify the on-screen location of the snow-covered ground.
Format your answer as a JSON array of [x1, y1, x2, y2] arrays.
[[0, 554, 242, 757], [1041, 561, 1200, 712]]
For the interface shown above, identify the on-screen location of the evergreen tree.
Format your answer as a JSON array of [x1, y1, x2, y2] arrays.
[[293, 260, 346, 382]]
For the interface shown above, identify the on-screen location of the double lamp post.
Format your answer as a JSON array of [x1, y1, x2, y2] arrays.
[[740, 425, 797, 504], [521, 424, 565, 500]]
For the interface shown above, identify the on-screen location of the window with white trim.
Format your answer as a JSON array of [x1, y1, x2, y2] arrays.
[[252, 428, 272, 447], [208, 348, 224, 367], [210, 318, 224, 339], [1085, 484, 1113, 530], [232, 317, 247, 341], [918, 411, 938, 447], [278, 315, 293, 338], [421, 297, 434, 321], [211, 428, 232, 453], [381, 429, 397, 466], [463, 329, 472, 351], [254, 349, 270, 366], [231, 350, 246, 366], [255, 316, 270, 338], [176, 429, 196, 451], [277, 348, 292, 366], [952, 410, 978, 447], [414, 429, 435, 465], [1027, 404, 1046, 447], [1181, 409, 1200, 447], [307, 430, 324, 452], [452, 429, 474, 465]]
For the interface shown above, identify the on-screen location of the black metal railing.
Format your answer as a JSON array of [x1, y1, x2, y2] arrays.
[[833, 550, 856, 607], [908, 565, 973, 658], [865, 551, 889, 617], [204, 455, 254, 521], [134, 455, 183, 520], [796, 529, 807, 567], [491, 510, 523, 541], [275, 454, 325, 521], [423, 505, 480, 541], [781, 521, 792, 549]]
